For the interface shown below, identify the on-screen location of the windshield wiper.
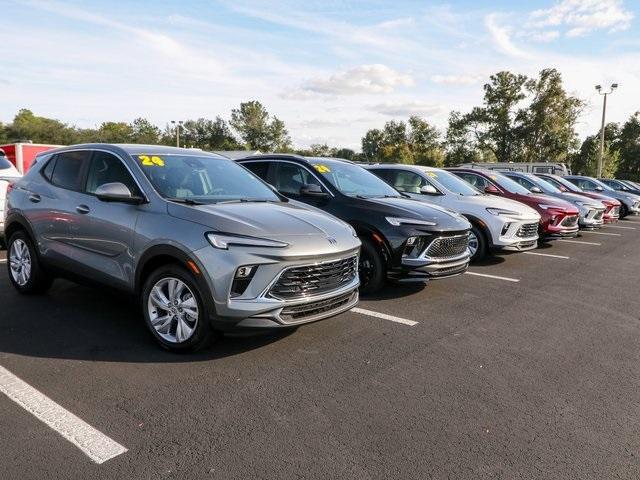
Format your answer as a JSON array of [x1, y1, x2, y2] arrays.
[[166, 197, 205, 205], [214, 199, 281, 204]]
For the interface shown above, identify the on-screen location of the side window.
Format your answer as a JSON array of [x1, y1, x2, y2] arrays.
[[509, 176, 535, 190], [389, 170, 426, 194], [242, 161, 270, 181], [51, 151, 91, 191], [85, 151, 140, 195], [274, 163, 321, 196], [459, 173, 488, 190], [41, 156, 57, 181], [577, 179, 595, 190]]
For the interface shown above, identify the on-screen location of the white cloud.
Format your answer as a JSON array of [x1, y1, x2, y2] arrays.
[[484, 14, 530, 58], [297, 64, 414, 96], [368, 102, 443, 118], [430, 74, 484, 86], [529, 0, 634, 37]]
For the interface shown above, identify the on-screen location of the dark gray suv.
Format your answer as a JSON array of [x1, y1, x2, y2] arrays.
[[5, 145, 361, 351]]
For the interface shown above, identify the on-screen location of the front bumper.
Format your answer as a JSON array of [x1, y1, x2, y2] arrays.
[[543, 215, 579, 238], [492, 220, 539, 252], [603, 205, 620, 223], [579, 208, 605, 229]]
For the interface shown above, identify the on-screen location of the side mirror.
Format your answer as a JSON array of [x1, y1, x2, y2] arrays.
[[420, 184, 439, 195], [95, 182, 144, 204], [595, 186, 604, 192], [530, 186, 543, 194], [484, 184, 499, 194], [300, 184, 329, 197]]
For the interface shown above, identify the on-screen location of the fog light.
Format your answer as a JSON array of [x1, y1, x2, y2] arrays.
[[235, 265, 255, 278], [501, 223, 512, 235], [231, 265, 257, 298], [406, 236, 417, 246]]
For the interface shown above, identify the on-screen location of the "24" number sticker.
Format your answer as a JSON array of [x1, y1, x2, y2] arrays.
[[138, 155, 165, 167]]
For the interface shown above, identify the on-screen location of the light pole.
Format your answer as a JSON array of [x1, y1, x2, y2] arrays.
[[595, 83, 618, 177], [171, 120, 184, 148]]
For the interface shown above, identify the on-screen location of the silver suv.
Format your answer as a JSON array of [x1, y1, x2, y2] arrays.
[[5, 145, 361, 351]]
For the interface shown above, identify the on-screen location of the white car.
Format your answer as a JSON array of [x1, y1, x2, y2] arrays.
[[366, 164, 541, 261], [0, 154, 22, 249]]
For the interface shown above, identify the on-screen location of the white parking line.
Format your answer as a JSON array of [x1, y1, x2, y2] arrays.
[[0, 259, 6, 263], [558, 239, 601, 246], [352, 308, 418, 326], [605, 225, 636, 230], [0, 365, 127, 464], [464, 271, 520, 283], [581, 231, 621, 236], [523, 251, 570, 259]]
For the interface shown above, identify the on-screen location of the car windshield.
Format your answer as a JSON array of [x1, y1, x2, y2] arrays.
[[544, 175, 581, 193], [309, 160, 401, 198], [487, 172, 532, 195], [136, 154, 280, 203], [423, 168, 481, 196], [528, 175, 562, 194], [590, 178, 615, 191]]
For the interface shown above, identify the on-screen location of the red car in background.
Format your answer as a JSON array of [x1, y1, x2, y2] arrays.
[[449, 168, 580, 239], [535, 173, 620, 223]]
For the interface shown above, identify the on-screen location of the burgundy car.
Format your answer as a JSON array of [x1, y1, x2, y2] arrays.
[[449, 168, 579, 238], [535, 173, 620, 223]]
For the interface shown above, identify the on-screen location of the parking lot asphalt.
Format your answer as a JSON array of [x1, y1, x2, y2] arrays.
[[1, 220, 640, 479]]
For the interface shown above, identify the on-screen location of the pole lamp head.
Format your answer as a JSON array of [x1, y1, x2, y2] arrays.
[[611, 83, 619, 89], [595, 84, 602, 92]]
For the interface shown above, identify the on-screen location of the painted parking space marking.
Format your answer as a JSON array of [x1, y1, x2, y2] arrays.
[[581, 231, 622, 237], [523, 251, 570, 259], [604, 225, 636, 230], [352, 308, 418, 326], [464, 271, 520, 283], [0, 259, 6, 263], [0, 365, 127, 464], [558, 239, 601, 246]]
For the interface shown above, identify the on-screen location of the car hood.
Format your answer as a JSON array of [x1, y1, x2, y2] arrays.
[[552, 191, 602, 207], [359, 196, 470, 231], [460, 194, 540, 219], [167, 201, 356, 241], [517, 192, 579, 212]]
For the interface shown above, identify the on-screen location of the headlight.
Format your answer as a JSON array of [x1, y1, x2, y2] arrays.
[[385, 217, 437, 227], [206, 233, 289, 249], [486, 208, 520, 217], [538, 204, 565, 211], [346, 223, 358, 237]]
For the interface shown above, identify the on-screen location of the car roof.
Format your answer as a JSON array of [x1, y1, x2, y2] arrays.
[[365, 163, 439, 172], [237, 153, 356, 165], [35, 144, 227, 159]]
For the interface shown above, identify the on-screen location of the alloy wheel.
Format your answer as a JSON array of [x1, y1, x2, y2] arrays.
[[358, 254, 374, 290], [467, 231, 479, 257], [9, 239, 32, 286], [147, 277, 199, 344]]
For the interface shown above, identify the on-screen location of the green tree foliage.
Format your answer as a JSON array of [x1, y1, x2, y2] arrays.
[[612, 112, 640, 181], [179, 117, 241, 150], [360, 116, 444, 166], [230, 100, 291, 151], [570, 123, 619, 177], [6, 109, 77, 144], [96, 122, 134, 143], [131, 117, 161, 144]]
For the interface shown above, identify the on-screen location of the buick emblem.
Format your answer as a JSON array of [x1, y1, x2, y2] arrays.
[[327, 237, 338, 245]]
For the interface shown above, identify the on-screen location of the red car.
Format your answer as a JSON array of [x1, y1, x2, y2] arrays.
[[535, 173, 620, 223], [449, 168, 579, 238]]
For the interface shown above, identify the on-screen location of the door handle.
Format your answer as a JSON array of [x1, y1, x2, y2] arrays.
[[76, 205, 90, 214], [28, 194, 41, 203]]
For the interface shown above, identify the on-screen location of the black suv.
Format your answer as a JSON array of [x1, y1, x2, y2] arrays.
[[237, 155, 471, 293]]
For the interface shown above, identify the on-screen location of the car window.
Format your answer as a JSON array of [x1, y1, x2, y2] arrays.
[[387, 170, 427, 194], [50, 151, 90, 191], [310, 160, 400, 198], [457, 173, 489, 190], [41, 156, 57, 181], [85, 151, 140, 195], [0, 155, 13, 170], [242, 161, 270, 181], [575, 178, 596, 190], [274, 162, 321, 196], [507, 175, 535, 190]]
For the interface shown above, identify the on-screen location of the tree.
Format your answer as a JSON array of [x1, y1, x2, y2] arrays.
[[332, 148, 356, 160], [131, 118, 161, 144], [361, 129, 384, 161], [229, 100, 291, 151], [517, 69, 584, 163], [96, 122, 133, 143], [407, 116, 444, 166], [180, 117, 241, 150], [571, 123, 619, 177], [7, 109, 76, 144], [612, 112, 640, 181]]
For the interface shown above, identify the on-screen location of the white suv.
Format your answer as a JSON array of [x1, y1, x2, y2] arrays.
[[0, 153, 22, 249], [367, 165, 541, 261]]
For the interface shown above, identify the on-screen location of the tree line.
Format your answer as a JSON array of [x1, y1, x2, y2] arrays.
[[1, 68, 639, 179]]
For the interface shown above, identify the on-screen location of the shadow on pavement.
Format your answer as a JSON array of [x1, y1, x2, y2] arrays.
[[0, 278, 294, 363]]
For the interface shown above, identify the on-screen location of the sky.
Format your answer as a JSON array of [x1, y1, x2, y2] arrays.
[[1, 0, 639, 150]]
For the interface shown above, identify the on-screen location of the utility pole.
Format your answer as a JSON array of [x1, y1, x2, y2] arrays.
[[171, 120, 183, 148], [595, 84, 618, 177]]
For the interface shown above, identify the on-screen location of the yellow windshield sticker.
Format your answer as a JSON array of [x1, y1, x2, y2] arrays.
[[138, 155, 165, 167], [313, 164, 331, 174], [425, 172, 438, 178], [489, 175, 498, 180]]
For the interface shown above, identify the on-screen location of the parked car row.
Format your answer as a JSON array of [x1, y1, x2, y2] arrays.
[[3, 144, 638, 352]]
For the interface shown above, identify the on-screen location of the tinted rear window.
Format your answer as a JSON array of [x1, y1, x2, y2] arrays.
[[0, 156, 12, 169], [51, 151, 90, 190]]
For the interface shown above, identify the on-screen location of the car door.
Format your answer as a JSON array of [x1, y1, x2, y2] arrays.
[[72, 150, 143, 288], [507, 175, 537, 192], [272, 161, 328, 207]]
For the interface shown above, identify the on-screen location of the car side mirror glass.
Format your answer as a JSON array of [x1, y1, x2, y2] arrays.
[[595, 186, 604, 191], [95, 182, 144, 204], [300, 184, 328, 197], [420, 184, 439, 195], [530, 186, 543, 193], [484, 185, 499, 194]]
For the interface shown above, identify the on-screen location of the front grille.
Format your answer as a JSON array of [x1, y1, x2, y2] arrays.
[[268, 255, 358, 300], [610, 206, 620, 216], [561, 215, 578, 227], [280, 291, 356, 322], [594, 210, 604, 220], [516, 222, 538, 238], [424, 235, 469, 259]]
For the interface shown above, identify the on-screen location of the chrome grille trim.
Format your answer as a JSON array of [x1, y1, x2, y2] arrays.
[[268, 255, 358, 300], [423, 234, 469, 260], [516, 222, 538, 238], [561, 215, 578, 227]]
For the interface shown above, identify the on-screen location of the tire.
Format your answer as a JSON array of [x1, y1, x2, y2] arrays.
[[141, 264, 216, 352], [358, 237, 386, 295], [0, 237, 6, 250], [620, 203, 629, 219], [6, 231, 53, 294], [468, 224, 488, 262]]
